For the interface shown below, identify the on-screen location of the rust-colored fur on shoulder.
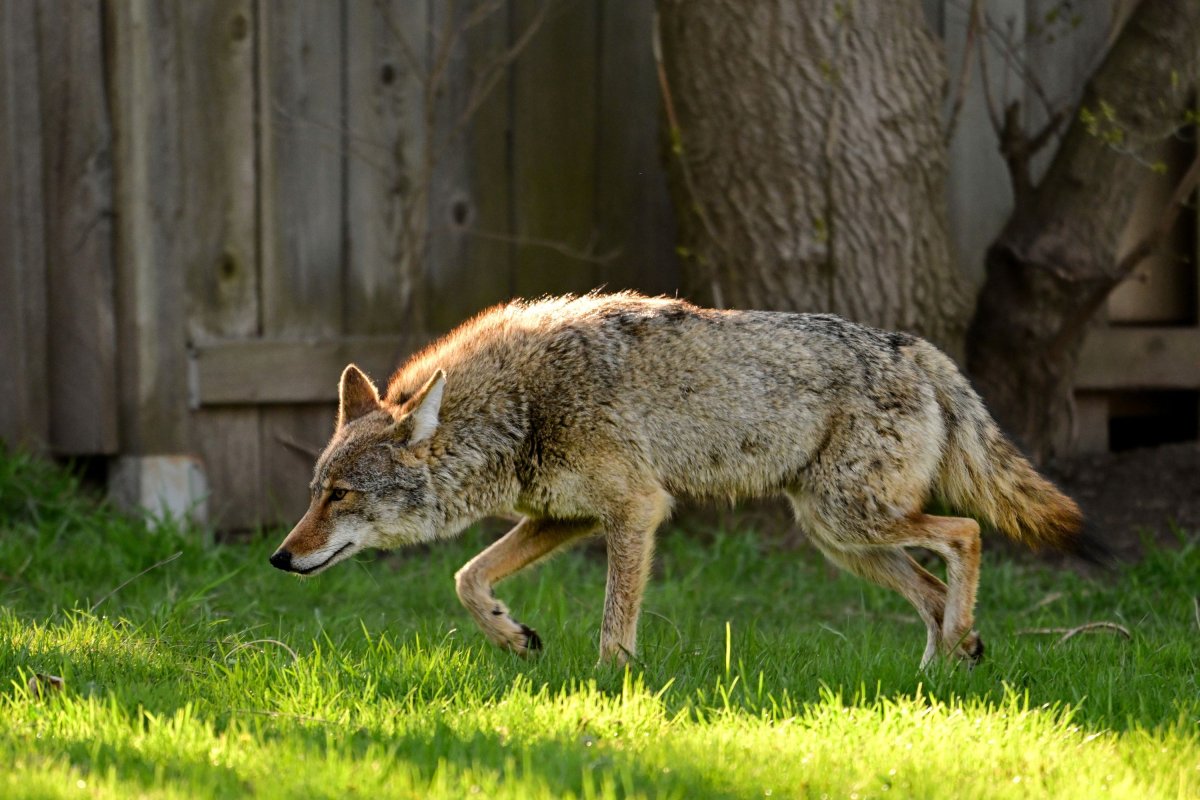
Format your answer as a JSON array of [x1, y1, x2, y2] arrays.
[[271, 292, 1085, 668]]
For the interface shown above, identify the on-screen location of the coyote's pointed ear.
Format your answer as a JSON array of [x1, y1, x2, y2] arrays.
[[337, 364, 381, 429], [399, 369, 446, 444]]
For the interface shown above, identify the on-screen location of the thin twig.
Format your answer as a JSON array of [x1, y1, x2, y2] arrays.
[[1016, 621, 1132, 646], [226, 638, 301, 664], [452, 226, 621, 265], [1193, 596, 1199, 632], [1019, 591, 1065, 616], [90, 552, 183, 613], [944, 0, 983, 144], [652, 9, 729, 307], [975, 21, 1003, 136], [275, 433, 322, 461]]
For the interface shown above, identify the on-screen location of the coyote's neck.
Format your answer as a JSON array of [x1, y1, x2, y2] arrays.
[[427, 416, 526, 539]]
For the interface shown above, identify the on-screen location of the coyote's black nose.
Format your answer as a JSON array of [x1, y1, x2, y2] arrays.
[[269, 550, 293, 571]]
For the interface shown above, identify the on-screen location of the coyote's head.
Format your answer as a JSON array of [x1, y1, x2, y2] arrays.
[[269, 364, 446, 576]]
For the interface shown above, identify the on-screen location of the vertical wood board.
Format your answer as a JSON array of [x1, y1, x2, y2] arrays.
[[0, 1, 50, 450], [261, 404, 335, 524], [344, 0, 428, 334], [177, 0, 263, 529], [426, 1, 516, 331], [595, 1, 678, 296], [510, 0, 600, 296], [36, 0, 120, 454], [107, 0, 191, 455], [258, 0, 347, 523], [180, 0, 260, 343], [258, 0, 346, 338]]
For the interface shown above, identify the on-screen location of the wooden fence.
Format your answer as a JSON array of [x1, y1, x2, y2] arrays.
[[0, 0, 678, 528], [1, 0, 1196, 530]]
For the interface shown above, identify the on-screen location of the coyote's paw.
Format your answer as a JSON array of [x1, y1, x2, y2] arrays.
[[482, 601, 543, 656], [955, 631, 984, 667]]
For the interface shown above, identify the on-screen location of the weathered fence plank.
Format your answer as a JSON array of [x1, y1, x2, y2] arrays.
[[596, 2, 678, 296], [259, 0, 345, 338], [511, 0, 600, 296], [345, 0, 428, 335], [37, 0, 119, 454], [177, 0, 263, 529], [426, 1, 516, 332], [108, 0, 191, 455], [0, 1, 49, 450], [181, 0, 259, 343], [259, 0, 347, 519]]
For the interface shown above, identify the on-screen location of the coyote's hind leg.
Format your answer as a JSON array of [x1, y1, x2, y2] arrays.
[[884, 514, 984, 663], [814, 545, 949, 667], [455, 516, 596, 655]]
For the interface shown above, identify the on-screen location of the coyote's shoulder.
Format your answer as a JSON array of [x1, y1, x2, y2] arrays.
[[273, 291, 1085, 668]]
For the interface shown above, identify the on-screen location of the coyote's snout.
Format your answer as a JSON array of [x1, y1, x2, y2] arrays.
[[271, 292, 1087, 667]]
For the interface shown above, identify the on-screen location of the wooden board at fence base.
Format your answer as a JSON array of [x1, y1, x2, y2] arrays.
[[1076, 328, 1200, 390], [0, 1, 49, 451], [191, 337, 422, 406], [37, 0, 119, 454]]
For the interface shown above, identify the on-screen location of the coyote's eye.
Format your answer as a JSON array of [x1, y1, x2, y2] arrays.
[[330, 488, 349, 502]]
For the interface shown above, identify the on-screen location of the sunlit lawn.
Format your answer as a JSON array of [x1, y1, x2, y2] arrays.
[[0, 449, 1197, 798]]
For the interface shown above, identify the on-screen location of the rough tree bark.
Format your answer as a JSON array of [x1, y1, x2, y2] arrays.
[[967, 0, 1200, 463], [656, 0, 972, 351]]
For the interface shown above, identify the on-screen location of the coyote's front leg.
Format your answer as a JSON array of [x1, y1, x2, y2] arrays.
[[598, 489, 673, 666], [455, 517, 595, 655]]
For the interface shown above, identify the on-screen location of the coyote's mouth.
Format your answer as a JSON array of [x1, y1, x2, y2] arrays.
[[294, 541, 356, 575]]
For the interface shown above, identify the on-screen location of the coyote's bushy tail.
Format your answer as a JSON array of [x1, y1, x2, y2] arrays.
[[909, 342, 1084, 552]]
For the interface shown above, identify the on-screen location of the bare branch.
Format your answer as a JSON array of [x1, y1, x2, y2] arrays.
[[1016, 621, 1133, 645], [275, 432, 322, 461], [91, 551, 183, 613], [653, 9, 730, 307], [975, 21, 1003, 135], [451, 226, 621, 265], [944, 0, 983, 144], [452, 1, 552, 142]]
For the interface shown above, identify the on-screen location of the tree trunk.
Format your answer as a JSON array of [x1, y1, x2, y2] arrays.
[[967, 0, 1200, 463], [656, 0, 971, 351]]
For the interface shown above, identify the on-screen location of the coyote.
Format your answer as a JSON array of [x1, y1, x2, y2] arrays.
[[270, 292, 1085, 667]]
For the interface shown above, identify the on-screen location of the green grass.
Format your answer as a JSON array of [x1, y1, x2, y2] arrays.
[[0, 449, 1197, 798]]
